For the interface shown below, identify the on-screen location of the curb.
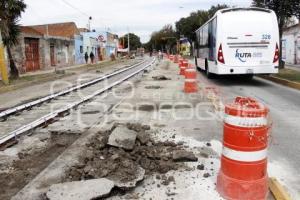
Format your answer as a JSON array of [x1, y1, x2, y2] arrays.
[[269, 177, 292, 200], [259, 75, 300, 91]]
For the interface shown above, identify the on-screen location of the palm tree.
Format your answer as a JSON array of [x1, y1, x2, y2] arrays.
[[0, 0, 26, 78]]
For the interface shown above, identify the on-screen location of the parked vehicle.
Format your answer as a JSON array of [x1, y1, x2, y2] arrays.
[[195, 7, 280, 78]]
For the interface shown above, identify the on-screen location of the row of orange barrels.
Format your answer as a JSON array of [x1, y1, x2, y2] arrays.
[[166, 54, 198, 93], [166, 54, 271, 200]]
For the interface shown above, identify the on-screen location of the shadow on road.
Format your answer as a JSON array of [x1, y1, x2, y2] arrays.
[[198, 70, 269, 87]]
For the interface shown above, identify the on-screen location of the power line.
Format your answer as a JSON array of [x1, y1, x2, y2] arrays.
[[60, 0, 89, 17]]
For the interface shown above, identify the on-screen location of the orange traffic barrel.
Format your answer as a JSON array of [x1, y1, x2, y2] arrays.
[[169, 55, 174, 61], [179, 65, 186, 76], [217, 97, 270, 200], [184, 66, 197, 93], [182, 60, 188, 68], [185, 67, 197, 79], [180, 60, 189, 76], [174, 55, 179, 63], [178, 58, 184, 68]]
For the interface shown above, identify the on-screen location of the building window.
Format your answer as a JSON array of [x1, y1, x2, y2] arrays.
[[80, 46, 83, 53]]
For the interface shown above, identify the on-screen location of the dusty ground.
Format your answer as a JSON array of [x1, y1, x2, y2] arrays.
[[4, 59, 223, 200], [2, 58, 288, 199], [0, 60, 142, 200], [0, 132, 81, 200]]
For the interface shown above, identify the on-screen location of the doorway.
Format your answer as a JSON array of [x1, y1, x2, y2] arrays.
[[25, 38, 40, 72], [50, 44, 56, 66]]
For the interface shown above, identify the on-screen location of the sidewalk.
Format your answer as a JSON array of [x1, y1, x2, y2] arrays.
[[0, 59, 122, 95], [20, 60, 108, 77], [285, 64, 300, 72]]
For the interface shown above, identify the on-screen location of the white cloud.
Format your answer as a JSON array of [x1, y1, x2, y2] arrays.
[[20, 0, 251, 42]]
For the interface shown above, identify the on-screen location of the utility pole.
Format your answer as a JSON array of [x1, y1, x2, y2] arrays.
[[88, 16, 92, 31], [0, 32, 9, 85]]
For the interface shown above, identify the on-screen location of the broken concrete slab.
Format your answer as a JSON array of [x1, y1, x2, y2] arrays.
[[46, 178, 114, 200], [108, 126, 137, 150], [112, 166, 145, 188], [172, 150, 198, 162], [136, 131, 151, 145]]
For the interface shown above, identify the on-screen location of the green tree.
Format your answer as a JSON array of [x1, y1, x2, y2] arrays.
[[252, 0, 300, 67], [207, 4, 229, 18], [252, 0, 299, 37], [144, 24, 177, 54], [0, 0, 26, 78], [175, 10, 209, 44], [119, 33, 142, 51], [175, 4, 228, 44]]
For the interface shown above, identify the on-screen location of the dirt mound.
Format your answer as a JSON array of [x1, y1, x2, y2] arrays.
[[65, 123, 188, 185]]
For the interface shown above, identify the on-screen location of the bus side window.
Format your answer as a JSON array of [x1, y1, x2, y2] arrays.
[[209, 19, 217, 61], [212, 17, 217, 61]]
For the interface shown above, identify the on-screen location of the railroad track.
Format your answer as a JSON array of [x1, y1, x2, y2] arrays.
[[0, 58, 156, 146]]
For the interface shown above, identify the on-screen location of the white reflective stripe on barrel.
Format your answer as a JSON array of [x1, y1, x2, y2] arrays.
[[224, 114, 267, 127], [185, 79, 196, 83], [222, 146, 267, 162], [185, 69, 196, 72]]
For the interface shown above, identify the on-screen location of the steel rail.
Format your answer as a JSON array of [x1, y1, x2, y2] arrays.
[[0, 58, 156, 145], [0, 60, 147, 119]]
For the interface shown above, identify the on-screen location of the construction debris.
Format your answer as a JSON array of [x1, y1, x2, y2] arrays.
[[172, 150, 198, 162], [152, 75, 171, 81], [112, 166, 145, 188], [108, 126, 137, 150], [197, 164, 205, 170], [65, 123, 193, 193], [46, 178, 114, 200]]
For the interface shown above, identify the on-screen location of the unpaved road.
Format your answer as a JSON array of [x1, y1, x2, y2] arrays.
[[197, 70, 300, 198]]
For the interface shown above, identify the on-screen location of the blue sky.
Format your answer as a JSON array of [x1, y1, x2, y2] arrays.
[[20, 0, 252, 42]]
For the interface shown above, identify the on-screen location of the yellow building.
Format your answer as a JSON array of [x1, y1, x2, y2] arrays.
[[0, 31, 9, 84]]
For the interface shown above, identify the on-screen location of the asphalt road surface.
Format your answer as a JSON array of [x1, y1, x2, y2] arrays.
[[197, 71, 300, 198]]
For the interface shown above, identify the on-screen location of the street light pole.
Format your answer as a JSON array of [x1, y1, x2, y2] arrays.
[[88, 16, 92, 31]]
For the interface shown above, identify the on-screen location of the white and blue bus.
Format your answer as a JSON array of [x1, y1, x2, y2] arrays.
[[195, 7, 280, 78]]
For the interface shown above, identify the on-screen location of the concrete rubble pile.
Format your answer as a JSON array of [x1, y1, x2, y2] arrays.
[[46, 123, 199, 200]]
